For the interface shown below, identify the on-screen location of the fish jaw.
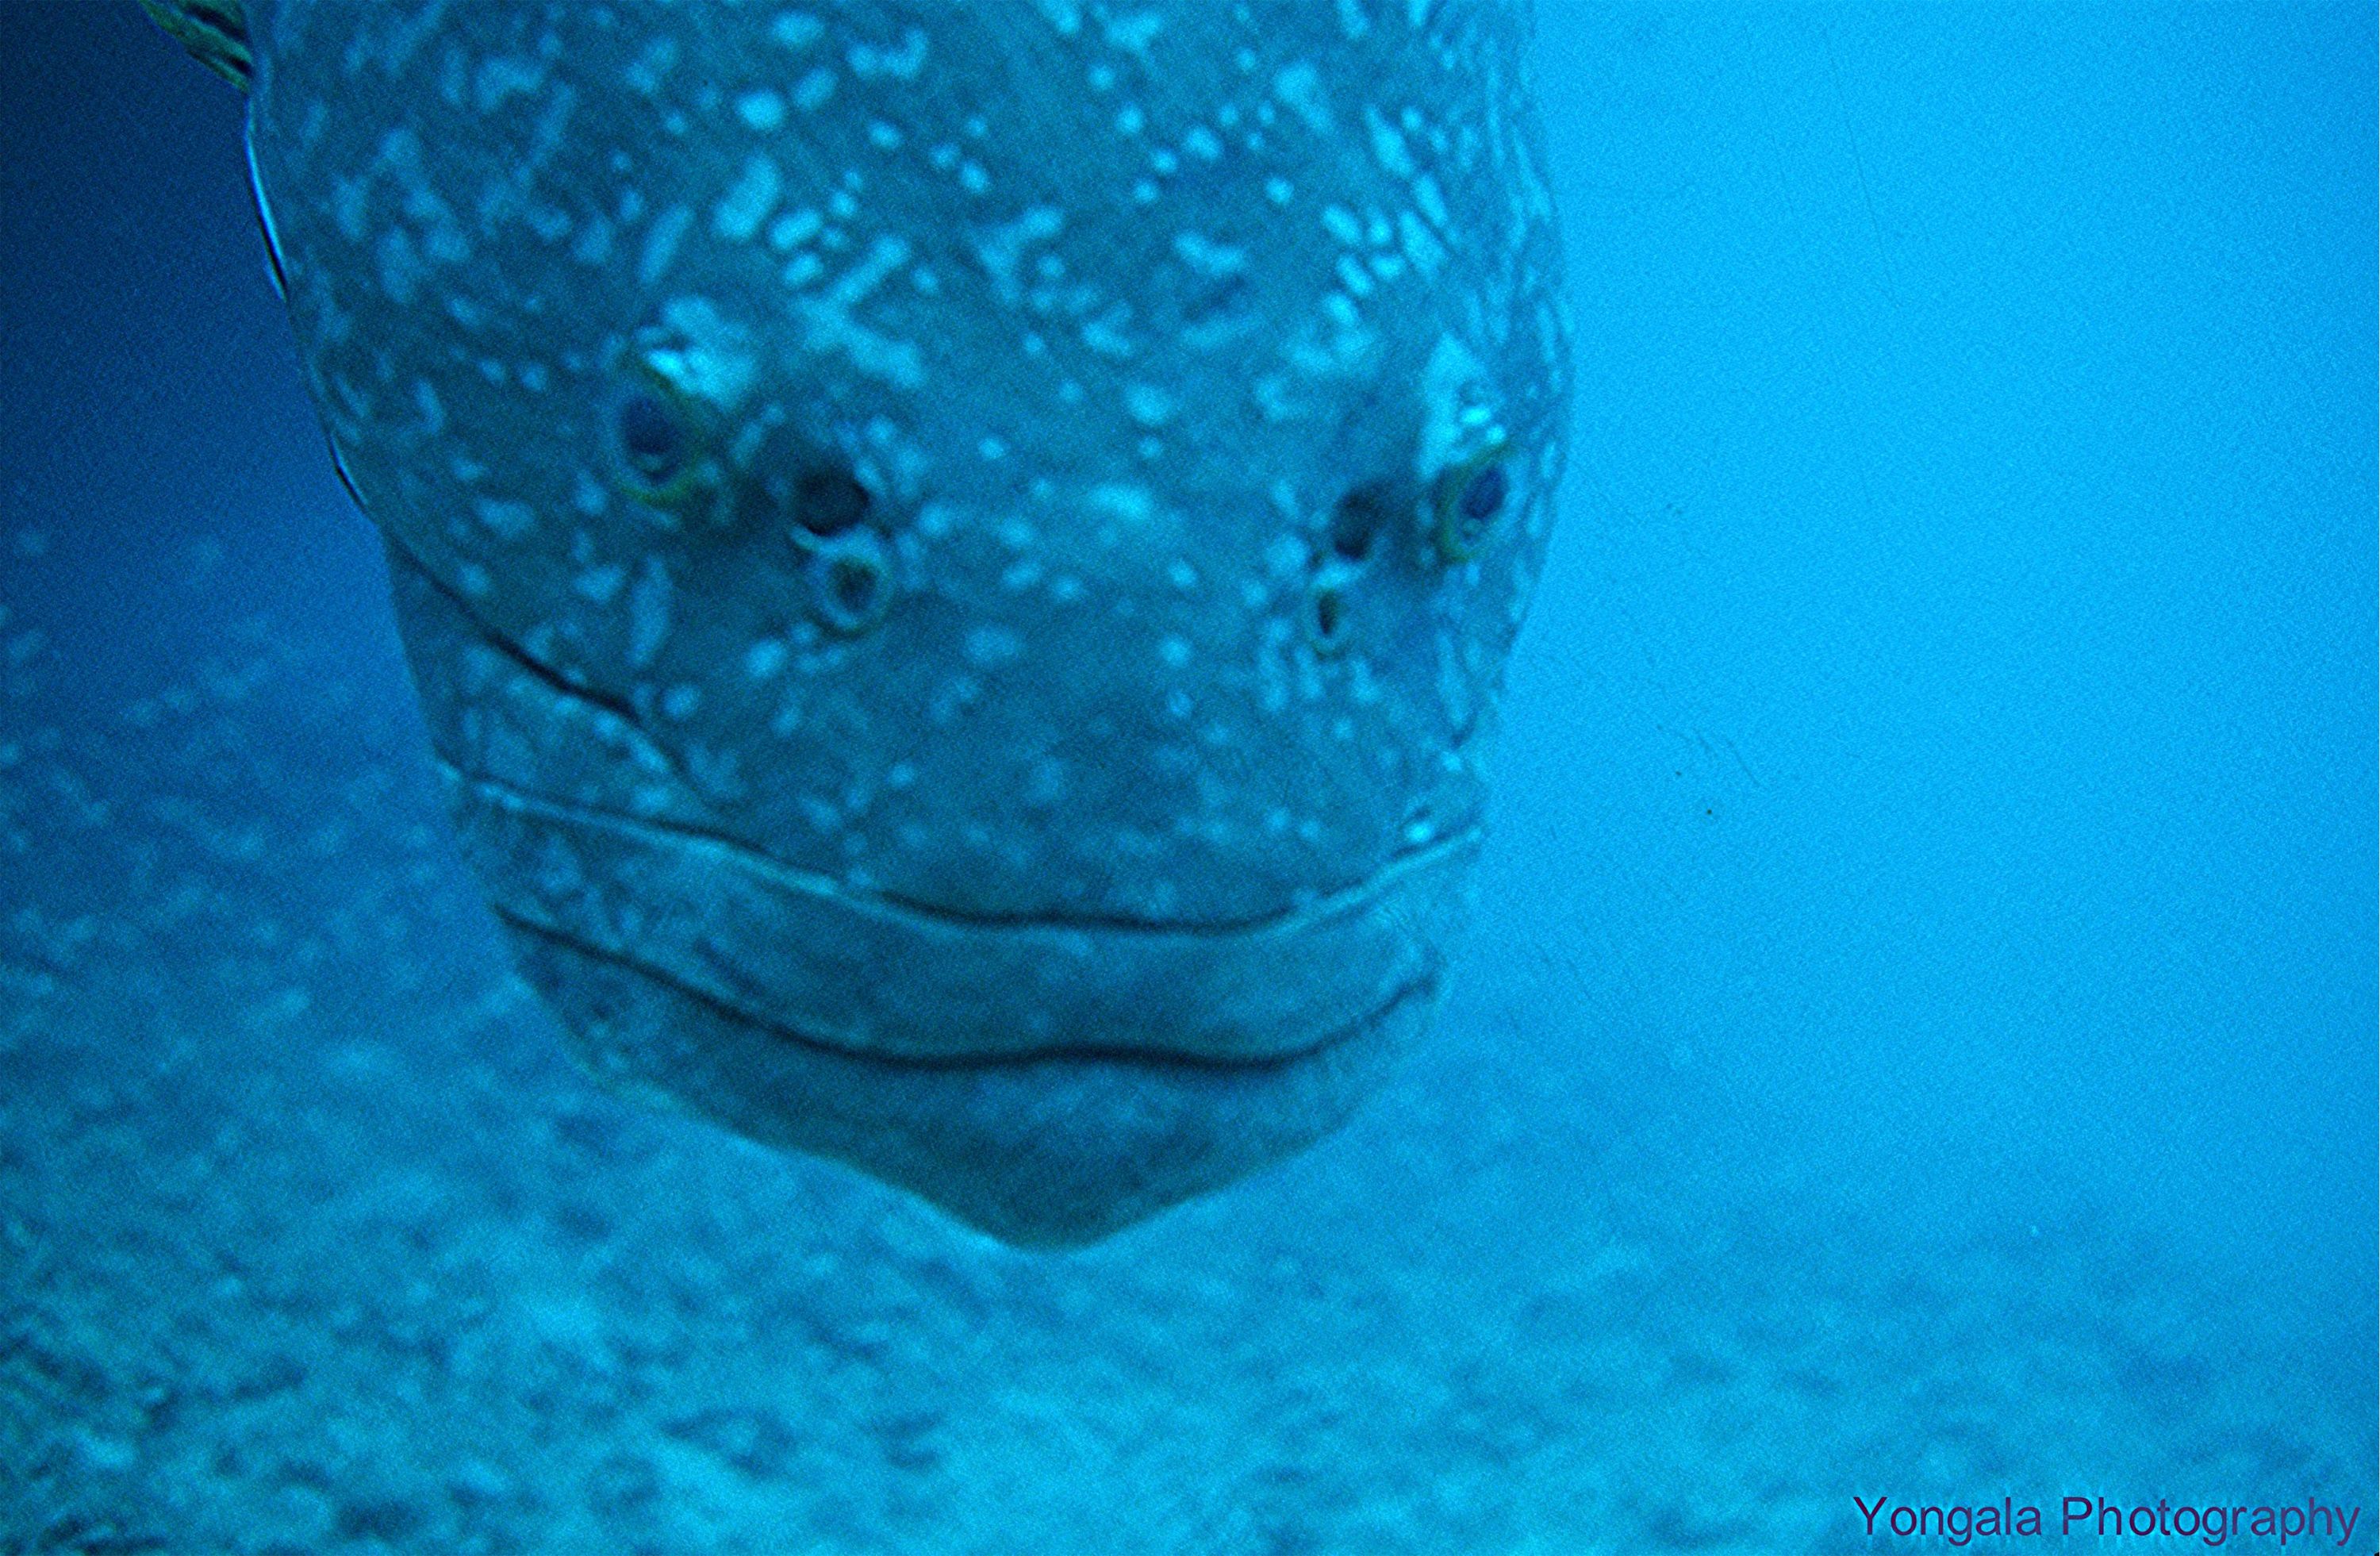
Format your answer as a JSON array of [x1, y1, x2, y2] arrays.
[[512, 920, 1448, 1247]]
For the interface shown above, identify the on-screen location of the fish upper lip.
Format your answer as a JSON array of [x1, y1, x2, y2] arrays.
[[408, 564, 1476, 1062], [451, 763, 1477, 938], [446, 764, 1477, 1065], [409, 549, 1481, 935]]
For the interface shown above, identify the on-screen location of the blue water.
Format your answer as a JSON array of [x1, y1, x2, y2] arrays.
[[2, 5, 2370, 1551]]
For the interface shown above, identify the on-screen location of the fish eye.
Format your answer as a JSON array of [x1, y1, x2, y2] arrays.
[[607, 376, 707, 504], [1433, 441, 1513, 563], [793, 466, 872, 537], [617, 390, 682, 484], [1459, 463, 1509, 526]]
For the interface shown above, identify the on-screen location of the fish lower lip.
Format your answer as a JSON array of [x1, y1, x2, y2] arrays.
[[508, 921, 1443, 1246], [443, 765, 1478, 1066]]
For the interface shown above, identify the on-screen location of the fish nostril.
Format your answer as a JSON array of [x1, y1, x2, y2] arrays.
[[793, 466, 871, 536], [811, 530, 895, 633], [1307, 578, 1351, 654], [1329, 484, 1392, 563]]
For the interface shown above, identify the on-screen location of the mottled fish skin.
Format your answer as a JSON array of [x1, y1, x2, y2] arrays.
[[220, 0, 1570, 1244]]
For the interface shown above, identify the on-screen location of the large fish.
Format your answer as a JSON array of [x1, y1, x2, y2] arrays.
[[140, 0, 1572, 1244]]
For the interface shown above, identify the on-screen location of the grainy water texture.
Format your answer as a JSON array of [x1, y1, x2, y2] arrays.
[[1, 4, 2373, 1554]]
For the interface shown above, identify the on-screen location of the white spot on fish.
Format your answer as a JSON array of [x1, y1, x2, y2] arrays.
[[473, 57, 546, 114], [624, 37, 678, 97], [565, 549, 621, 601], [797, 236, 923, 389], [793, 67, 837, 112], [771, 11, 824, 50], [827, 235, 910, 309], [849, 28, 929, 80], [1174, 232, 1246, 278], [1365, 106, 1417, 178], [1399, 209, 1447, 276], [646, 297, 758, 409], [768, 207, 823, 251], [377, 229, 422, 303], [1273, 63, 1332, 134], [1413, 173, 1451, 232], [332, 176, 368, 241], [1081, 303, 1135, 359], [964, 626, 1025, 668], [712, 156, 781, 242], [1086, 484, 1154, 524], [637, 204, 693, 286], [570, 214, 612, 265], [475, 498, 534, 539], [1125, 384, 1173, 427], [1104, 12, 1162, 53], [627, 559, 671, 669], [735, 90, 787, 131]]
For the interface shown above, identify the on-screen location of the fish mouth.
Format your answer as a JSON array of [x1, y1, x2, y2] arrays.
[[508, 911, 1442, 1245], [452, 771, 1470, 1245], [443, 763, 1478, 1069], [508, 902, 1438, 1076]]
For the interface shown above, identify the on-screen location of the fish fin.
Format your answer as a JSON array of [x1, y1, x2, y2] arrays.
[[132, 0, 251, 92]]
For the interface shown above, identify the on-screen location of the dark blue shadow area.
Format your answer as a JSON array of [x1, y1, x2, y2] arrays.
[[0, 0, 395, 701]]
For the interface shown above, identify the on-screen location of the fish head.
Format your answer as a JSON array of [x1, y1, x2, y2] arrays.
[[241, 0, 1571, 1243]]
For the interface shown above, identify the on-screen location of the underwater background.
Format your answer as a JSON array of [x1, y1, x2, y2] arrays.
[[1, 2, 2372, 1551]]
